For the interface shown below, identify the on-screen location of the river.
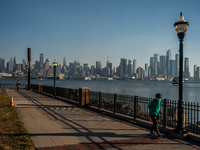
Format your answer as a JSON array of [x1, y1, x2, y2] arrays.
[[1, 78, 200, 103]]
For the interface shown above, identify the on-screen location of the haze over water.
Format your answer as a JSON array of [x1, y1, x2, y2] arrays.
[[1, 79, 200, 103]]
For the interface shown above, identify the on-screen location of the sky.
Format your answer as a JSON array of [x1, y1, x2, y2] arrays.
[[0, 0, 200, 76]]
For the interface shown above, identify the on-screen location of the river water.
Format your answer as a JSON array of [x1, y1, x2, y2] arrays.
[[1, 78, 200, 103]]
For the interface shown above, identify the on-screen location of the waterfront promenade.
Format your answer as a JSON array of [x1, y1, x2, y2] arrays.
[[2, 88, 200, 150]]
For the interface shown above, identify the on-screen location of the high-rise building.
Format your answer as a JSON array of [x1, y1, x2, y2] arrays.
[[170, 60, 175, 78], [154, 54, 159, 77], [194, 65, 198, 80], [0, 58, 5, 72], [40, 53, 44, 68], [96, 61, 101, 75], [160, 55, 166, 78], [63, 57, 66, 67], [175, 54, 179, 77], [127, 60, 132, 75], [136, 67, 143, 79], [108, 62, 112, 76], [45, 58, 50, 71], [166, 49, 172, 79], [120, 58, 127, 77], [8, 57, 13, 72], [144, 63, 148, 77], [133, 59, 137, 74], [149, 57, 154, 76], [184, 57, 189, 78]]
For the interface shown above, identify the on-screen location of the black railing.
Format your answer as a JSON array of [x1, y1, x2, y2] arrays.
[[0, 83, 25, 89], [4, 83, 197, 136]]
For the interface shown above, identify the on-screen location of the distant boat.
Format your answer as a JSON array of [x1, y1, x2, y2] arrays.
[[107, 77, 114, 80], [85, 77, 91, 80], [172, 77, 184, 85]]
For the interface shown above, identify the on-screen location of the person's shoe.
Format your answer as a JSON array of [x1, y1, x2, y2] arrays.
[[150, 132, 155, 136], [157, 134, 162, 138]]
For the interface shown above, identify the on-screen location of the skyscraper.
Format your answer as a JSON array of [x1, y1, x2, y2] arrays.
[[160, 55, 166, 78], [120, 58, 127, 77], [166, 49, 172, 79], [63, 57, 66, 67], [184, 57, 189, 78], [96, 61, 101, 75], [194, 65, 197, 80], [40, 53, 44, 68], [170, 60, 175, 78], [127, 60, 132, 75], [133, 59, 137, 74], [154, 54, 159, 77], [149, 57, 154, 76], [175, 54, 179, 77], [144, 63, 148, 77]]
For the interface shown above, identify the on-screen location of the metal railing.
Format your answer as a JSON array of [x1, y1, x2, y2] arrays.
[[0, 83, 25, 89], [8, 83, 199, 136]]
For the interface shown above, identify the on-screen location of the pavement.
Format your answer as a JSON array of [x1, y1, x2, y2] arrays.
[[2, 88, 200, 150]]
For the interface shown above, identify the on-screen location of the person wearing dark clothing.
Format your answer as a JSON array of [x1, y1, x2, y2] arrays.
[[148, 93, 162, 138], [16, 80, 20, 92]]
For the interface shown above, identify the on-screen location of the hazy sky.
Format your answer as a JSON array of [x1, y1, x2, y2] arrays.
[[0, 0, 200, 76]]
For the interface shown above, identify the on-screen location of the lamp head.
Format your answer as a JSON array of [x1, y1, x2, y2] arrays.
[[53, 60, 57, 67], [174, 12, 189, 39]]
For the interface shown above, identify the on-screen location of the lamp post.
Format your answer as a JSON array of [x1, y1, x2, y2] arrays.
[[174, 12, 189, 133], [53, 60, 57, 98], [28, 48, 31, 90]]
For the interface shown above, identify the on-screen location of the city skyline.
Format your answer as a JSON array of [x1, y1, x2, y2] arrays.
[[0, 49, 191, 79], [1, 0, 200, 76]]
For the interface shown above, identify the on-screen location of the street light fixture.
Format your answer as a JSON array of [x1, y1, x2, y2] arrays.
[[53, 60, 57, 98], [174, 12, 189, 134]]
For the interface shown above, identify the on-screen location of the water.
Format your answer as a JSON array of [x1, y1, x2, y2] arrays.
[[1, 78, 200, 103]]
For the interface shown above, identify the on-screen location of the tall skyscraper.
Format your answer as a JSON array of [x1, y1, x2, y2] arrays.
[[184, 57, 189, 78], [154, 54, 159, 77], [63, 57, 66, 67], [120, 58, 127, 77], [96, 61, 101, 75], [133, 59, 137, 74], [144, 63, 148, 77], [108, 62, 112, 76], [127, 60, 132, 75], [175, 54, 179, 77], [149, 57, 154, 76], [160, 55, 166, 78], [166, 49, 172, 79], [170, 60, 175, 78], [136, 67, 143, 79], [40, 53, 44, 68], [194, 65, 197, 80]]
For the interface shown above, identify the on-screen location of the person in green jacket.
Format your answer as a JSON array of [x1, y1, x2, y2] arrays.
[[148, 93, 162, 138]]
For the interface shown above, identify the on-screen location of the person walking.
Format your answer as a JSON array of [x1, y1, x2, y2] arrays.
[[148, 93, 162, 138], [16, 80, 20, 92]]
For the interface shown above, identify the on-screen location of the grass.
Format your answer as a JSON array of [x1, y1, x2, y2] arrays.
[[0, 94, 34, 150]]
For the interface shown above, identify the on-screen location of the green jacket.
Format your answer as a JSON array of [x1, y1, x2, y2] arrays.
[[148, 98, 162, 116]]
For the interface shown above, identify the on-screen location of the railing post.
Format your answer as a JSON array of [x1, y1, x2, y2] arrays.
[[75, 89, 78, 102], [134, 96, 138, 119], [114, 93, 117, 113], [164, 99, 168, 127], [85, 92, 87, 107], [99, 92, 101, 109]]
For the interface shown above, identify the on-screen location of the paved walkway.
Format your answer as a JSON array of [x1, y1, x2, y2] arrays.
[[3, 89, 200, 150]]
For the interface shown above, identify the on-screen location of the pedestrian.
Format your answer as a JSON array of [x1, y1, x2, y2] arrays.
[[148, 93, 162, 138], [16, 80, 20, 92]]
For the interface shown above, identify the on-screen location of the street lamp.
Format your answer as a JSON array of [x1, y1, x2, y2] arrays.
[[53, 60, 57, 97], [174, 12, 189, 134]]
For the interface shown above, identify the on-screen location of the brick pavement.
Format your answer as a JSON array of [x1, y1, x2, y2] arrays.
[[3, 88, 200, 150]]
